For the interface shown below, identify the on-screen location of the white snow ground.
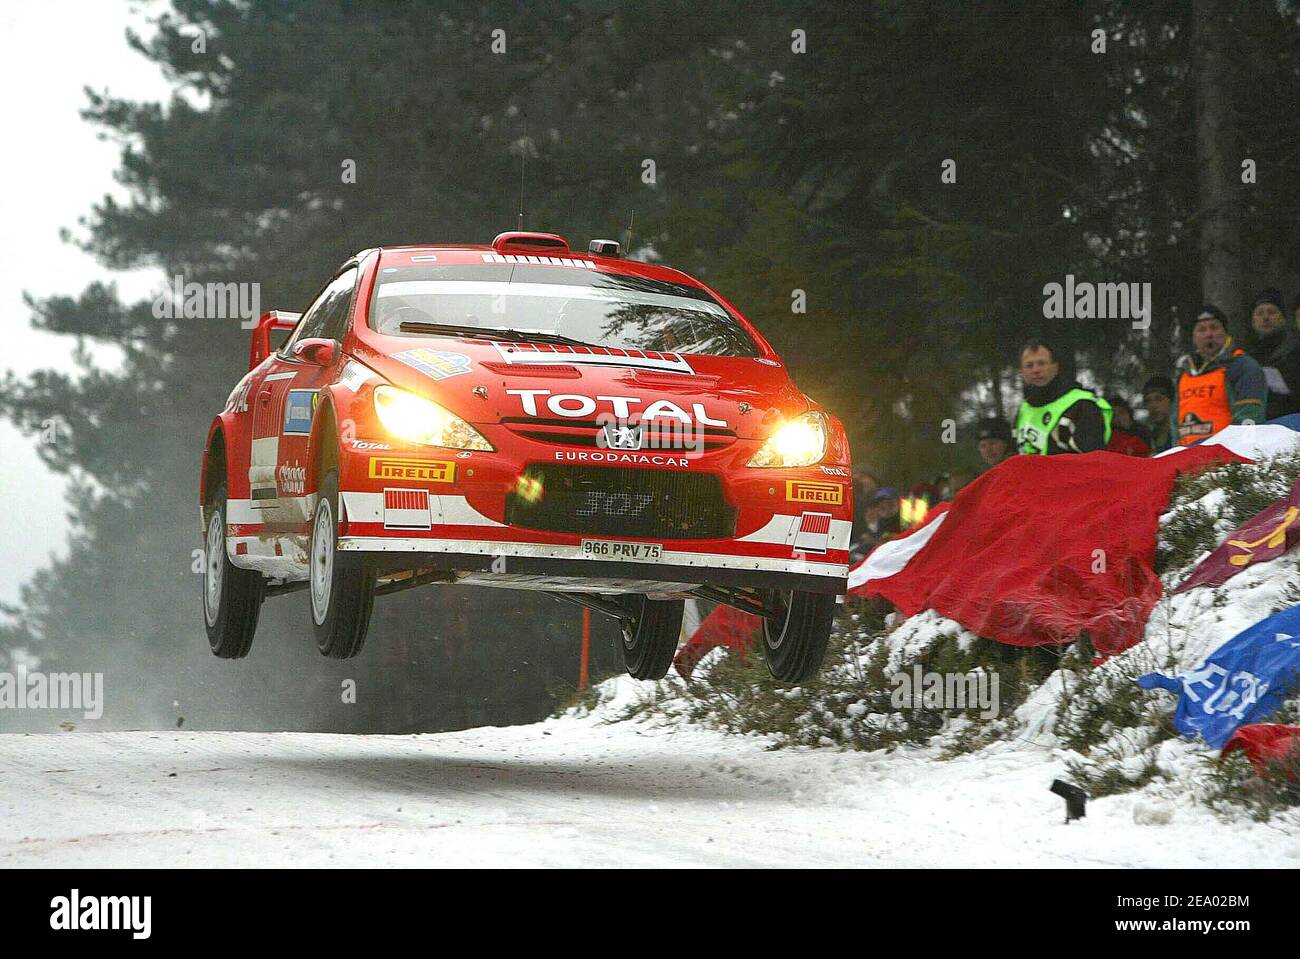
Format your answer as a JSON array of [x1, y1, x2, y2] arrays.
[[2, 680, 1297, 868]]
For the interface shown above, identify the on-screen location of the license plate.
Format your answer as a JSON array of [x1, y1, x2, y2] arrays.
[[580, 539, 663, 561]]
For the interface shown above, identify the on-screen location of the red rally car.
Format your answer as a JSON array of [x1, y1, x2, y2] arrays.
[[200, 232, 852, 682]]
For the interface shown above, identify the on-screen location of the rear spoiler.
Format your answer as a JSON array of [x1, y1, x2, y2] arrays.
[[249, 311, 301, 369]]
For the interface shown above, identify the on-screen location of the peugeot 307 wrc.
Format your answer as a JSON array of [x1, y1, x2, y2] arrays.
[[200, 232, 853, 682]]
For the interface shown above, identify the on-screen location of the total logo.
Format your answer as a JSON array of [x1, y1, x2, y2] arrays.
[[279, 462, 306, 494], [506, 389, 729, 428]]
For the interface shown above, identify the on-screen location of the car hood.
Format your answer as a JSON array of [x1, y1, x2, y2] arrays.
[[350, 335, 809, 439]]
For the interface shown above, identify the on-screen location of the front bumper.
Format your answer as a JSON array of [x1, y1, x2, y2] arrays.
[[338, 533, 848, 594], [335, 429, 853, 595]]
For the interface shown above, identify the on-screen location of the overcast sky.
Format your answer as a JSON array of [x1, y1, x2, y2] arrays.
[[0, 2, 170, 603]]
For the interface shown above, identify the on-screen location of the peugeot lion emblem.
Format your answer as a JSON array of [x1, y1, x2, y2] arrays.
[[602, 422, 645, 451]]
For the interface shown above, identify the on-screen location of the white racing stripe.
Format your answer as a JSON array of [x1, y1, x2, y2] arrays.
[[738, 514, 853, 550], [340, 492, 505, 528], [225, 496, 316, 525]]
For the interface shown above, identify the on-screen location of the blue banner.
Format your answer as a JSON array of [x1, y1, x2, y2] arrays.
[[1269, 412, 1300, 431], [1136, 604, 1300, 748]]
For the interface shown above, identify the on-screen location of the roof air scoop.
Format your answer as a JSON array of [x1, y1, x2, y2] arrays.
[[492, 232, 570, 253]]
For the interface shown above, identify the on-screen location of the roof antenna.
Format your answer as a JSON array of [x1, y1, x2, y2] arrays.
[[517, 124, 527, 230], [623, 209, 635, 255]]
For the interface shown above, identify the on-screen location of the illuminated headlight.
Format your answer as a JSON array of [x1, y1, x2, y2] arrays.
[[747, 411, 828, 468], [373, 385, 494, 451]]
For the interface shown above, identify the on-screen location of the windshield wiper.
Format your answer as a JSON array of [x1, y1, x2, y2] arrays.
[[398, 322, 598, 348]]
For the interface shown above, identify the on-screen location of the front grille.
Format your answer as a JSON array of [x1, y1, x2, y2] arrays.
[[502, 417, 736, 451], [506, 465, 735, 540]]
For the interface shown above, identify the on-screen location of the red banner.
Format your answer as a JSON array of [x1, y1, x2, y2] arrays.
[[1222, 723, 1300, 776], [1173, 477, 1300, 593], [673, 604, 760, 679], [854, 445, 1239, 656]]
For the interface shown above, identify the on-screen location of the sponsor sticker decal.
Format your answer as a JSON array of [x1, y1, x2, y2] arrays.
[[368, 457, 455, 483], [493, 341, 694, 374], [278, 461, 306, 494], [786, 480, 843, 505], [554, 450, 691, 468], [508, 388, 727, 427], [282, 389, 318, 435], [338, 360, 375, 393], [793, 511, 832, 554], [394, 348, 473, 381], [383, 488, 432, 530]]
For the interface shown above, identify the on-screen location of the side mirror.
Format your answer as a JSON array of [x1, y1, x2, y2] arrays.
[[293, 338, 337, 367], [249, 311, 302, 369]]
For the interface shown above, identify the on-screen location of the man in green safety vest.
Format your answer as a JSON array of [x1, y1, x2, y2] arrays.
[[1014, 338, 1113, 455]]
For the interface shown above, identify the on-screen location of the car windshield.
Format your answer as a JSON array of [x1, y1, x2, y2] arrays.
[[369, 263, 759, 357]]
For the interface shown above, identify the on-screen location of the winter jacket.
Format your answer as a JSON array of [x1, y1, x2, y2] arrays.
[[1244, 329, 1300, 421], [1146, 415, 1173, 454], [1015, 378, 1111, 455], [1171, 338, 1268, 446]]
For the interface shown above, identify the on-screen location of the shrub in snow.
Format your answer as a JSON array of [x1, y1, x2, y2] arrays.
[[602, 453, 1300, 819]]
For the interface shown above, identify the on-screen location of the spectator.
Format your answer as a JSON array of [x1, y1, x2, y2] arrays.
[[1014, 338, 1112, 454], [847, 486, 901, 563], [1242, 288, 1300, 421], [866, 487, 902, 541], [975, 417, 1015, 469], [1171, 305, 1268, 447], [940, 468, 975, 501], [852, 469, 883, 539], [1105, 395, 1152, 456], [1140, 375, 1175, 454]]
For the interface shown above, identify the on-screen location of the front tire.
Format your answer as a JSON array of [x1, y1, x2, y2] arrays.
[[310, 471, 376, 659], [761, 589, 835, 683], [621, 597, 684, 680], [203, 484, 265, 659]]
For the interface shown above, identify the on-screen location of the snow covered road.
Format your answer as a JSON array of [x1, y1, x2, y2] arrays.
[[3, 700, 1297, 867]]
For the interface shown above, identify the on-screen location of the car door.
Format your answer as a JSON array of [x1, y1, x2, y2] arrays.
[[247, 265, 359, 524]]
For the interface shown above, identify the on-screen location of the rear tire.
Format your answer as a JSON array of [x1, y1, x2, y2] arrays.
[[621, 597, 684, 680], [203, 484, 265, 659], [310, 470, 376, 659], [761, 589, 835, 683]]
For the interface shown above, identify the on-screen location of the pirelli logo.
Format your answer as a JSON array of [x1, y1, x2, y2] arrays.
[[786, 480, 843, 505], [367, 457, 455, 484]]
